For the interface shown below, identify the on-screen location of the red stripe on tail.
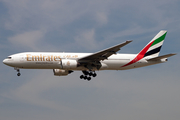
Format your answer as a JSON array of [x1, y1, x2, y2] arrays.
[[122, 40, 154, 67]]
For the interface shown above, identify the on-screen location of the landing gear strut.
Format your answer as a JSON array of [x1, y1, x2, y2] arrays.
[[14, 68, 21, 76], [80, 71, 97, 81]]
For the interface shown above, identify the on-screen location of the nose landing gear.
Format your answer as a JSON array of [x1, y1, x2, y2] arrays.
[[80, 71, 97, 81], [17, 72, 21, 76], [14, 68, 21, 76]]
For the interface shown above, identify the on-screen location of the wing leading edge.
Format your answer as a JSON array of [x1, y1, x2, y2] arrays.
[[78, 40, 132, 62]]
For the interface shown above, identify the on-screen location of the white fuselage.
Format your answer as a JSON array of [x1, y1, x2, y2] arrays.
[[2, 31, 175, 79], [3, 52, 166, 71]]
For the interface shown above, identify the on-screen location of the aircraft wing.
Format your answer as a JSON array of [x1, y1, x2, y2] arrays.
[[78, 40, 132, 62]]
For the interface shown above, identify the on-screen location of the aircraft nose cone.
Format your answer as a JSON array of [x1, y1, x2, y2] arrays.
[[3, 59, 7, 65]]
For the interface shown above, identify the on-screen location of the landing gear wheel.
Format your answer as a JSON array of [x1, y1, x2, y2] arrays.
[[82, 71, 89, 75], [17, 73, 21, 76], [84, 76, 87, 80], [81, 71, 97, 81], [87, 77, 91, 81], [92, 73, 97, 77], [80, 75, 84, 79], [14, 68, 21, 76], [89, 72, 92, 76]]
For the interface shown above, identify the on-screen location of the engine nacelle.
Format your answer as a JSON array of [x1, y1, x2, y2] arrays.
[[53, 69, 73, 76], [61, 59, 78, 69]]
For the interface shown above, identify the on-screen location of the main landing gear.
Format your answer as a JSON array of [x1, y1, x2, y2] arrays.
[[14, 68, 21, 76], [80, 71, 97, 81]]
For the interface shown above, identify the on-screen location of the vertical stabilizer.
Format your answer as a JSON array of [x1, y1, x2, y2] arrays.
[[143, 30, 167, 58], [122, 30, 167, 67]]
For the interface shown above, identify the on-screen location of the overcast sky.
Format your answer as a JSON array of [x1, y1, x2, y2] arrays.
[[0, 0, 180, 120]]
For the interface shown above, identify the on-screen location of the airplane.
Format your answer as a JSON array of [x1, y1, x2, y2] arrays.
[[3, 30, 176, 81]]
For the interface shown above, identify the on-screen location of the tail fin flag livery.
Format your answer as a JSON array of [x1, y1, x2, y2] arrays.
[[122, 30, 169, 67], [143, 30, 167, 58], [3, 30, 176, 81]]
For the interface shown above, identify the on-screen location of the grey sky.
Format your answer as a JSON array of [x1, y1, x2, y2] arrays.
[[0, 0, 180, 120]]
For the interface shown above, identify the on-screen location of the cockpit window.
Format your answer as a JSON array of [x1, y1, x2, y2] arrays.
[[7, 57, 12, 59]]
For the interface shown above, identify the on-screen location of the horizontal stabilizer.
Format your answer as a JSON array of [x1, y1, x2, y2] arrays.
[[147, 53, 176, 61]]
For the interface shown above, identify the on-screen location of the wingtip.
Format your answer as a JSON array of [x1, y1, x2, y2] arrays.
[[126, 40, 133, 43], [171, 53, 177, 56]]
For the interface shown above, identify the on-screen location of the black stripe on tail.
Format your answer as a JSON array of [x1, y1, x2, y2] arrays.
[[144, 46, 162, 57]]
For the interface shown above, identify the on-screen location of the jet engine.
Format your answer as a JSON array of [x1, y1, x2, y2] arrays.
[[53, 69, 73, 76], [60, 59, 78, 69]]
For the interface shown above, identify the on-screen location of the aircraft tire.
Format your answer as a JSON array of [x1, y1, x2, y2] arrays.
[[89, 72, 92, 76], [87, 77, 91, 81], [80, 75, 84, 79], [92, 73, 97, 77], [84, 76, 87, 80], [17, 73, 21, 76]]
